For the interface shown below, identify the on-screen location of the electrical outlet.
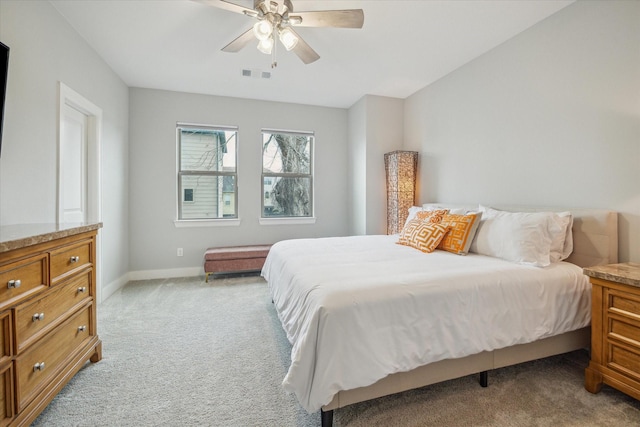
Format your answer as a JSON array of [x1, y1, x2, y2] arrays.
[[177, 248, 183, 257]]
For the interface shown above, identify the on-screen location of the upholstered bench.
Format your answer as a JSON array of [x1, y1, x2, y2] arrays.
[[203, 245, 272, 282]]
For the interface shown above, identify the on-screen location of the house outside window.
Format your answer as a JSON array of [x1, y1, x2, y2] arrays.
[[177, 123, 237, 220], [183, 188, 194, 203], [262, 129, 313, 218]]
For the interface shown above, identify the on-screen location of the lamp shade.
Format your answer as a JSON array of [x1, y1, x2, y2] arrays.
[[257, 37, 274, 54], [253, 20, 273, 40], [384, 151, 418, 235], [278, 27, 299, 51]]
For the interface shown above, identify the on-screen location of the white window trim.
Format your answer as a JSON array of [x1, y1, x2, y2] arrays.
[[259, 217, 316, 225], [174, 218, 241, 228], [176, 122, 239, 221], [261, 129, 315, 221]]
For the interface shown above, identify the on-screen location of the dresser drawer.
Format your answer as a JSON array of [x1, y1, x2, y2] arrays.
[[15, 305, 93, 411], [0, 255, 48, 309], [0, 362, 13, 426], [14, 271, 92, 353], [0, 312, 11, 365], [50, 239, 92, 285]]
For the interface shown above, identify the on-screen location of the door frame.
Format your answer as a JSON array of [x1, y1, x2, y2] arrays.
[[58, 82, 103, 299]]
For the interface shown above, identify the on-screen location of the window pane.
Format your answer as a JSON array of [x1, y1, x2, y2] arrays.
[[262, 133, 311, 174], [263, 176, 311, 217], [180, 175, 236, 219], [181, 128, 236, 172]]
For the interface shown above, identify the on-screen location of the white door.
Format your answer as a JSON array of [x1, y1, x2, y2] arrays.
[[60, 103, 88, 223]]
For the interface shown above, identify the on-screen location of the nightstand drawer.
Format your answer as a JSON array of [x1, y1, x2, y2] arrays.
[[610, 291, 640, 317], [14, 271, 92, 353], [15, 304, 93, 411], [50, 239, 92, 284], [0, 255, 48, 309], [609, 344, 640, 382], [610, 317, 640, 345]]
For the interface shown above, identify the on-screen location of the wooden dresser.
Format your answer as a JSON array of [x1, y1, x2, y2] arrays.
[[584, 262, 640, 400], [0, 223, 102, 426]]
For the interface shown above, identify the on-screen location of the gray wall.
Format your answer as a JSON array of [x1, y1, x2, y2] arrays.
[[404, 0, 640, 262], [0, 1, 130, 299], [348, 95, 404, 236], [128, 88, 349, 273]]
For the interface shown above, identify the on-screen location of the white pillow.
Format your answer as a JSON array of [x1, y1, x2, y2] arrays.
[[549, 212, 573, 262], [470, 206, 564, 267]]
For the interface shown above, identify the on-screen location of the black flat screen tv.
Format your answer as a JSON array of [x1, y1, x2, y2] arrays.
[[0, 41, 9, 157]]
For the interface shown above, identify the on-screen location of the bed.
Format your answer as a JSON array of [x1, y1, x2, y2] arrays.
[[261, 204, 618, 426]]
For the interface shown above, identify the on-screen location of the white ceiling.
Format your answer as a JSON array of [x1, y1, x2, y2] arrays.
[[50, 0, 574, 109]]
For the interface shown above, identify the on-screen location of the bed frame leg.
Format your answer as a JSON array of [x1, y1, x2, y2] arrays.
[[479, 370, 488, 387], [321, 409, 334, 427]]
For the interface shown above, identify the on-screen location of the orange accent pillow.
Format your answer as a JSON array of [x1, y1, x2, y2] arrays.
[[437, 212, 482, 255], [397, 220, 450, 253], [399, 211, 442, 244]]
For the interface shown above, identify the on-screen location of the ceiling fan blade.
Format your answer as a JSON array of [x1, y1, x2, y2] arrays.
[[222, 28, 255, 52], [289, 29, 320, 64], [291, 10, 364, 28], [191, 0, 256, 16]]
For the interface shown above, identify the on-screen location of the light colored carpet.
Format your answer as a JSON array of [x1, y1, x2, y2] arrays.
[[32, 275, 640, 426]]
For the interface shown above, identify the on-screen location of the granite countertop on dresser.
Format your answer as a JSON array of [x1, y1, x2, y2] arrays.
[[0, 222, 103, 253], [583, 262, 640, 288]]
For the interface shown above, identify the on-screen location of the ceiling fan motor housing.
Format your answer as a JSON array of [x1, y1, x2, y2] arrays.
[[255, 0, 294, 16]]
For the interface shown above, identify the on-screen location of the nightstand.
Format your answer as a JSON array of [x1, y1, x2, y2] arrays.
[[584, 262, 640, 400]]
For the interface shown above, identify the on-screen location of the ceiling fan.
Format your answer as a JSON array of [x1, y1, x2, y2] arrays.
[[193, 0, 364, 67]]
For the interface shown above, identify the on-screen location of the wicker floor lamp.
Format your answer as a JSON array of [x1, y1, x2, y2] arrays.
[[384, 151, 418, 235]]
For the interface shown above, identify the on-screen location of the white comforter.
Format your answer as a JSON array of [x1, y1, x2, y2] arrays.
[[262, 235, 591, 413]]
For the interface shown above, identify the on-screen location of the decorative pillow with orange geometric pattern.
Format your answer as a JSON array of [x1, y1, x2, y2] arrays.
[[397, 220, 451, 253], [437, 212, 482, 255]]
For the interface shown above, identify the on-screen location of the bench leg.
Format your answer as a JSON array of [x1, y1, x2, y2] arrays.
[[205, 273, 211, 283]]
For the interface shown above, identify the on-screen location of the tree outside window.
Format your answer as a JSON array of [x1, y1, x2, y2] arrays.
[[262, 130, 313, 218], [177, 124, 237, 219]]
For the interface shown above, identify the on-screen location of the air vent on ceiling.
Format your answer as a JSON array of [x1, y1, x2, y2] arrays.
[[241, 69, 271, 79]]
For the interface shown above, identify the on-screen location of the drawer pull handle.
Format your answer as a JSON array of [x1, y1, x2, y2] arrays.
[[70, 256, 80, 263], [32, 313, 45, 322], [7, 279, 21, 289], [78, 325, 87, 332], [33, 362, 45, 372], [77, 286, 87, 293]]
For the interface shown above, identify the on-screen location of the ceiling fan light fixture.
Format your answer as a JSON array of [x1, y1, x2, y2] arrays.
[[278, 27, 299, 51], [253, 20, 273, 41], [257, 36, 274, 54]]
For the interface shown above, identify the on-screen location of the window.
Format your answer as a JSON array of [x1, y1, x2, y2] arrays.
[[262, 129, 313, 218], [177, 123, 237, 220]]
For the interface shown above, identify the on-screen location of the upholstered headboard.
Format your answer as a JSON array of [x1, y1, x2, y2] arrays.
[[422, 204, 618, 268]]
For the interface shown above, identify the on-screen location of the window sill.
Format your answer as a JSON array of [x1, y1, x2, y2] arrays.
[[174, 219, 241, 228], [259, 217, 316, 226]]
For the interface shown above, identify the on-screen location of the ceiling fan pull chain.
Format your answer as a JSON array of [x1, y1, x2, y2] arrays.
[[271, 36, 278, 68]]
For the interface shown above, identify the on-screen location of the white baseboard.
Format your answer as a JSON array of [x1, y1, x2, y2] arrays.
[[99, 267, 204, 303], [128, 267, 203, 281], [99, 273, 130, 304]]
